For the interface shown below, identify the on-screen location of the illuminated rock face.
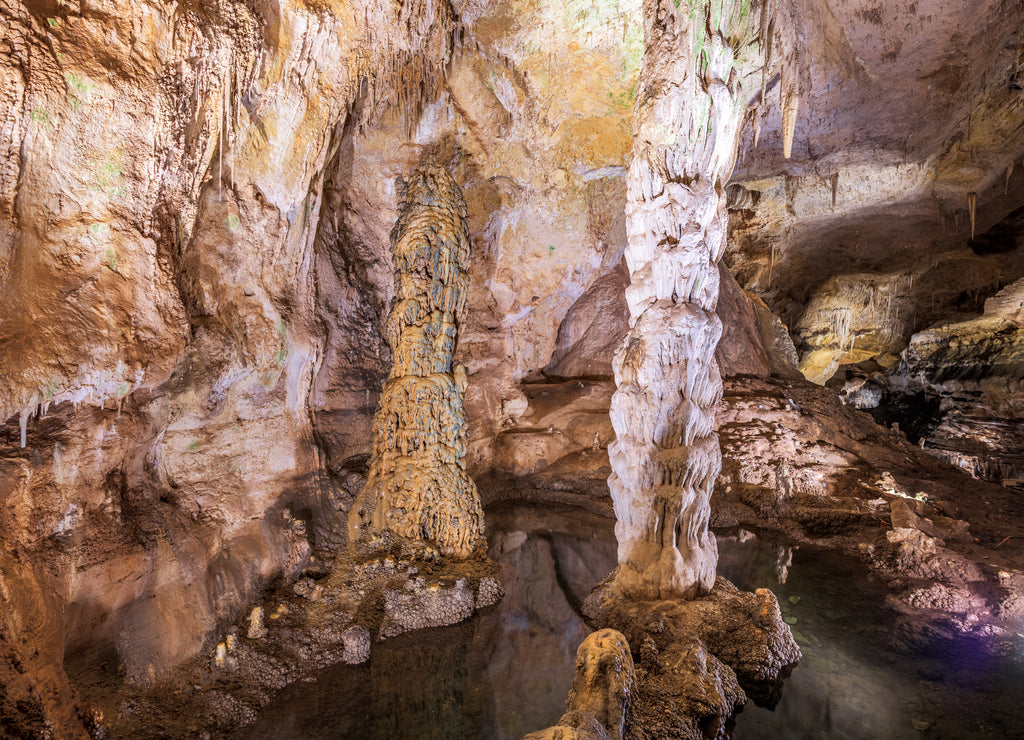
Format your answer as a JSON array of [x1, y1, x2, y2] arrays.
[[523, 628, 636, 740], [349, 163, 484, 557], [609, 0, 774, 599]]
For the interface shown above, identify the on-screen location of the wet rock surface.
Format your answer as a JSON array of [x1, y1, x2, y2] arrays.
[[485, 373, 1024, 649], [579, 577, 800, 740], [81, 538, 500, 739], [714, 377, 1024, 645], [523, 628, 636, 740], [233, 505, 615, 740]]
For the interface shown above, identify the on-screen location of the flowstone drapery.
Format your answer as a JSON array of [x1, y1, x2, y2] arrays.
[[609, 0, 787, 599], [349, 163, 484, 557]]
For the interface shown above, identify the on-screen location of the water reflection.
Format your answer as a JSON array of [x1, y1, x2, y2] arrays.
[[236, 510, 1023, 739], [235, 505, 617, 740], [718, 530, 1024, 740]]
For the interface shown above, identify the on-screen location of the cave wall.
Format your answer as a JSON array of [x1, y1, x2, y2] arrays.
[[2, 0, 1024, 733], [0, 0, 645, 728], [0, 0, 471, 730]]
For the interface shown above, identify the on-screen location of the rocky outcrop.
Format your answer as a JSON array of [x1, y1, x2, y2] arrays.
[[717, 264, 801, 378], [523, 629, 637, 740], [483, 266, 795, 515], [349, 163, 484, 557], [883, 273, 1024, 484], [0, 542, 87, 739], [581, 579, 800, 740], [545, 260, 799, 382], [902, 275, 1024, 386], [545, 260, 630, 379], [793, 271, 915, 384], [714, 377, 1024, 642]]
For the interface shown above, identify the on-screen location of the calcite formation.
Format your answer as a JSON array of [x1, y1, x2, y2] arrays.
[[349, 163, 484, 557], [609, 0, 785, 599], [582, 577, 801, 739], [380, 576, 477, 638], [523, 629, 636, 740]]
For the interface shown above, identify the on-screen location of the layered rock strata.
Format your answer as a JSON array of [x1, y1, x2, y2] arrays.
[[857, 273, 1024, 486], [349, 163, 485, 557], [609, 0, 785, 598]]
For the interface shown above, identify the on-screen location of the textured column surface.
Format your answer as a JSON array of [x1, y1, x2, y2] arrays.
[[349, 163, 484, 557], [610, 0, 775, 599]]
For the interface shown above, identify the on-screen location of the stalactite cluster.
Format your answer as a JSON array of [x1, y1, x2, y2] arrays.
[[609, 0, 781, 600], [349, 163, 484, 558], [346, 0, 464, 136]]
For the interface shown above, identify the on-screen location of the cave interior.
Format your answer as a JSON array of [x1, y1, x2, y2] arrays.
[[2, 0, 1024, 737]]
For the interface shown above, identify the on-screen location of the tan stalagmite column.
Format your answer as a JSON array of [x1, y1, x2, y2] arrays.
[[349, 163, 484, 557], [610, 0, 778, 599]]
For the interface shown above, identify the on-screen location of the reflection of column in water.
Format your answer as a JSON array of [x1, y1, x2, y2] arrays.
[[370, 625, 471, 740], [774, 545, 793, 584]]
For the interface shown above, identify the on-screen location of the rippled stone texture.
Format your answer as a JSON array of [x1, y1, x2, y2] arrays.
[[609, 0, 788, 599], [350, 163, 484, 557]]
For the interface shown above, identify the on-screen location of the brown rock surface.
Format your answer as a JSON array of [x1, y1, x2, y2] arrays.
[[2, 0, 1024, 735], [581, 577, 800, 740], [524, 628, 637, 740]]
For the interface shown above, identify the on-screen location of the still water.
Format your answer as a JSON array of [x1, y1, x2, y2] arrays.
[[719, 533, 1024, 740], [236, 505, 1023, 739]]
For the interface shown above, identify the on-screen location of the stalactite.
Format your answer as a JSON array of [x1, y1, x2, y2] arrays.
[[609, 0, 782, 600], [968, 191, 978, 239], [828, 307, 852, 354], [349, 163, 484, 558], [781, 69, 799, 159]]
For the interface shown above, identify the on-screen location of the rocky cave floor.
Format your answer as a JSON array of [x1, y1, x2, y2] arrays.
[[66, 537, 502, 739], [49, 374, 1024, 740]]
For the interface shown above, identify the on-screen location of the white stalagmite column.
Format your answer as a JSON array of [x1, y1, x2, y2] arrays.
[[610, 0, 780, 599]]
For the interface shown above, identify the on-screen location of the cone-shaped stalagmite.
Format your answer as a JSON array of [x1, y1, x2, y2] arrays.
[[610, 0, 781, 599], [349, 163, 484, 557]]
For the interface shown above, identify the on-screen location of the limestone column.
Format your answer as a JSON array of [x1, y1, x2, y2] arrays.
[[609, 0, 778, 599], [349, 162, 484, 557]]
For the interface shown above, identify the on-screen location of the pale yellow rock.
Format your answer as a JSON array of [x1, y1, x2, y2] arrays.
[[349, 163, 485, 557]]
